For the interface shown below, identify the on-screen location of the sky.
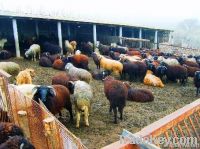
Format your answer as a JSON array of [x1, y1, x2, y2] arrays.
[[0, 0, 199, 29]]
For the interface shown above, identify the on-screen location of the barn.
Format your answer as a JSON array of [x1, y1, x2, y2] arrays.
[[0, 2, 172, 57]]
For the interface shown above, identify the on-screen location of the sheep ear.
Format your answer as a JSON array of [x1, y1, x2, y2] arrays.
[[32, 86, 39, 94], [20, 143, 24, 149], [49, 87, 56, 96]]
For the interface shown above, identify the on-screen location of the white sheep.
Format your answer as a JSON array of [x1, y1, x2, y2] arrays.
[[158, 56, 179, 66], [65, 63, 92, 83], [25, 44, 41, 61], [69, 80, 93, 128], [0, 62, 20, 76], [119, 54, 141, 62], [11, 84, 37, 99], [0, 38, 7, 50]]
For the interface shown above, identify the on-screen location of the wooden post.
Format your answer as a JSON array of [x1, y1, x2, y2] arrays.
[[35, 21, 39, 38], [154, 30, 158, 49], [119, 26, 122, 45], [17, 111, 31, 139], [12, 19, 20, 57], [139, 28, 142, 48], [57, 22, 63, 55], [43, 117, 60, 149], [93, 24, 97, 47]]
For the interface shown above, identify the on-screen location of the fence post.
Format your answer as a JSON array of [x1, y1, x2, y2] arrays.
[[43, 117, 60, 149], [17, 110, 31, 139]]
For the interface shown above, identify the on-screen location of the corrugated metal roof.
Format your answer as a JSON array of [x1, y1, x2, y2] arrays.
[[0, 1, 172, 31]]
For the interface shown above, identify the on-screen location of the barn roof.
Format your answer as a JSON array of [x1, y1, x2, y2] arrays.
[[0, 1, 172, 32]]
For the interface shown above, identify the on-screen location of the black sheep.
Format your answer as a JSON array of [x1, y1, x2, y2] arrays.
[[41, 42, 61, 54], [39, 56, 52, 67], [0, 50, 12, 60], [155, 65, 167, 81], [0, 136, 35, 149], [194, 71, 200, 96], [91, 52, 100, 69], [110, 47, 126, 54], [92, 70, 111, 80]]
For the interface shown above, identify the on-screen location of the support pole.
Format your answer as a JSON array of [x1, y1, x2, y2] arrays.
[[57, 22, 63, 54], [119, 26, 122, 45], [139, 28, 142, 48], [35, 21, 39, 38], [154, 30, 158, 49], [93, 24, 97, 47], [67, 24, 70, 39], [12, 19, 20, 57]]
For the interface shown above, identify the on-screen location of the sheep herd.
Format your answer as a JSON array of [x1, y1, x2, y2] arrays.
[[0, 39, 200, 137]]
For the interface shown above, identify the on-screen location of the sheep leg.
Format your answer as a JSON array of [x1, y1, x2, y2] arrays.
[[113, 107, 117, 124], [66, 104, 73, 122], [76, 112, 81, 128], [109, 105, 112, 113], [34, 54, 36, 62], [118, 107, 123, 120], [196, 88, 199, 96], [83, 106, 89, 127], [59, 111, 62, 117]]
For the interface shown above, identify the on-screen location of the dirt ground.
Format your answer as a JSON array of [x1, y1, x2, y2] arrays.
[[3, 57, 199, 149]]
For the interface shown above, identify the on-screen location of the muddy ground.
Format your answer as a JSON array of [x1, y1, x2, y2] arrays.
[[3, 57, 199, 149]]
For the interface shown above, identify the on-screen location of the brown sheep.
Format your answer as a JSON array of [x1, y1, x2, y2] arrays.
[[0, 122, 24, 144], [16, 68, 35, 85], [33, 85, 73, 122], [52, 58, 65, 70], [183, 64, 200, 77], [103, 76, 128, 123]]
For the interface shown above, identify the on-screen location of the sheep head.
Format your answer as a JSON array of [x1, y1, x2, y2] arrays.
[[25, 68, 35, 77], [65, 63, 73, 71], [32, 86, 56, 103]]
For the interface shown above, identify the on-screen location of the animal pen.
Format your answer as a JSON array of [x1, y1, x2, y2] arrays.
[[0, 70, 87, 149]]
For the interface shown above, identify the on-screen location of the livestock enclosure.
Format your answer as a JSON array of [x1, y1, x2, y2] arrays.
[[0, 70, 87, 149]]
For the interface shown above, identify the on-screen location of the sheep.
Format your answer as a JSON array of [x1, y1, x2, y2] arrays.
[[0, 38, 7, 50], [68, 80, 93, 128], [183, 64, 200, 77], [119, 54, 141, 62], [0, 108, 10, 122], [65, 63, 92, 83], [0, 62, 20, 76], [0, 122, 24, 144], [65, 40, 76, 55], [122, 61, 147, 81], [109, 51, 120, 60], [98, 43, 110, 55], [194, 71, 200, 96], [158, 56, 179, 66], [13, 84, 37, 99], [52, 58, 65, 70], [70, 54, 89, 70], [103, 76, 128, 123], [39, 56, 52, 67], [41, 52, 60, 63], [126, 50, 141, 56], [97, 54, 123, 77], [80, 42, 93, 56], [110, 47, 126, 54], [91, 70, 111, 80], [24, 44, 41, 61], [178, 57, 199, 68], [52, 72, 78, 94], [16, 69, 35, 85], [91, 52, 100, 69], [0, 136, 35, 149], [165, 65, 188, 85], [42, 42, 61, 54], [33, 85, 73, 121], [143, 70, 164, 88], [0, 50, 12, 60], [155, 65, 168, 81], [124, 83, 154, 102]]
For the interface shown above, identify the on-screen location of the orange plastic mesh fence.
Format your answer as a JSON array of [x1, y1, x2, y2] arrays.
[[5, 84, 87, 149]]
